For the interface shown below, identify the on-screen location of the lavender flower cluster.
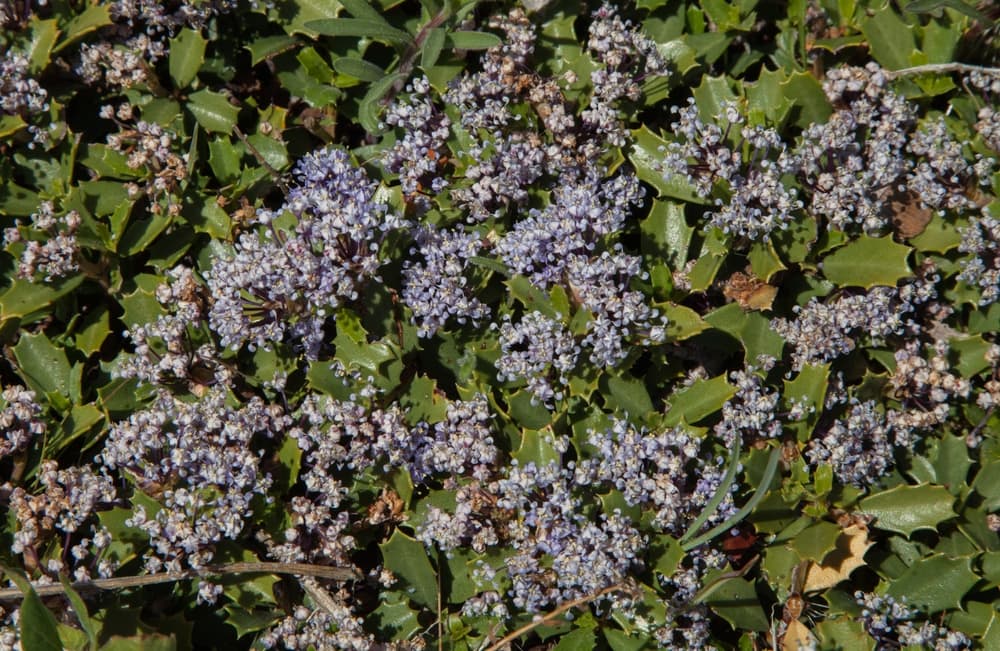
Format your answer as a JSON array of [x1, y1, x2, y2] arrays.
[[101, 388, 287, 573], [772, 286, 913, 370], [0, 53, 48, 116], [76, 0, 248, 90], [577, 419, 736, 532], [208, 147, 401, 358], [4, 2, 1000, 648], [0, 385, 45, 460], [3, 201, 80, 281], [661, 63, 995, 238], [660, 99, 801, 240], [117, 265, 226, 388], [496, 311, 579, 405], [855, 592, 971, 650], [401, 225, 490, 338], [958, 212, 1000, 305], [6, 461, 117, 582]]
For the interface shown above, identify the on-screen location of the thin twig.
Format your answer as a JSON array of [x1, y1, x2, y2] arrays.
[[0, 562, 359, 601], [300, 576, 342, 615], [885, 63, 1000, 79], [970, 405, 995, 440], [383, 9, 451, 107], [483, 583, 628, 651], [437, 558, 444, 651]]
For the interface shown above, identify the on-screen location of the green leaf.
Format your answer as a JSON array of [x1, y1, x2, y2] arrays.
[[783, 363, 829, 442], [601, 375, 653, 418], [790, 521, 842, 562], [506, 276, 558, 319], [359, 73, 404, 133], [655, 37, 698, 74], [222, 606, 280, 639], [508, 391, 552, 429], [820, 235, 912, 288], [75, 306, 111, 356], [278, 70, 342, 106], [663, 374, 735, 426], [13, 332, 73, 401], [700, 574, 770, 631], [514, 428, 562, 466], [297, 47, 335, 83], [950, 334, 993, 377], [78, 145, 143, 179], [246, 133, 288, 170], [910, 215, 962, 252], [973, 461, 1000, 511], [27, 18, 60, 73], [59, 576, 98, 650], [781, 71, 833, 127], [641, 200, 692, 270], [379, 530, 438, 608], [553, 629, 597, 650], [332, 57, 385, 82], [0, 276, 84, 323], [629, 127, 705, 203], [187, 90, 240, 134], [886, 555, 979, 613], [371, 596, 421, 641], [118, 214, 173, 256], [54, 4, 112, 53], [287, 0, 341, 37], [652, 534, 686, 576], [860, 9, 917, 70], [208, 138, 242, 184], [905, 0, 989, 21], [859, 483, 956, 536], [97, 634, 176, 651], [120, 283, 164, 330], [931, 435, 971, 494], [339, 0, 386, 22], [169, 28, 207, 88], [189, 201, 232, 239], [421, 28, 446, 70], [704, 303, 786, 363], [50, 404, 105, 455], [603, 629, 649, 651], [748, 240, 786, 282], [2, 567, 62, 651], [685, 446, 782, 550], [245, 35, 299, 65], [306, 18, 413, 45], [447, 31, 502, 50], [691, 75, 738, 123], [687, 229, 728, 291], [746, 68, 793, 127], [400, 375, 448, 423], [661, 303, 709, 342], [0, 180, 40, 216], [0, 115, 27, 139], [680, 440, 741, 545], [815, 617, 874, 651]]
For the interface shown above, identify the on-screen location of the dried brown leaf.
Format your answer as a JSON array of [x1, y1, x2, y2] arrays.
[[802, 523, 873, 592], [782, 619, 817, 651], [722, 271, 777, 311], [889, 189, 933, 239]]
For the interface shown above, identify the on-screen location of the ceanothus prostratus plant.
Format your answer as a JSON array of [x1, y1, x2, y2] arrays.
[[0, 0, 999, 649]]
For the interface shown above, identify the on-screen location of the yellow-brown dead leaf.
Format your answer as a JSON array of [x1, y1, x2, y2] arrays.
[[782, 619, 817, 651], [802, 523, 873, 592], [889, 189, 933, 239], [722, 271, 777, 311]]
